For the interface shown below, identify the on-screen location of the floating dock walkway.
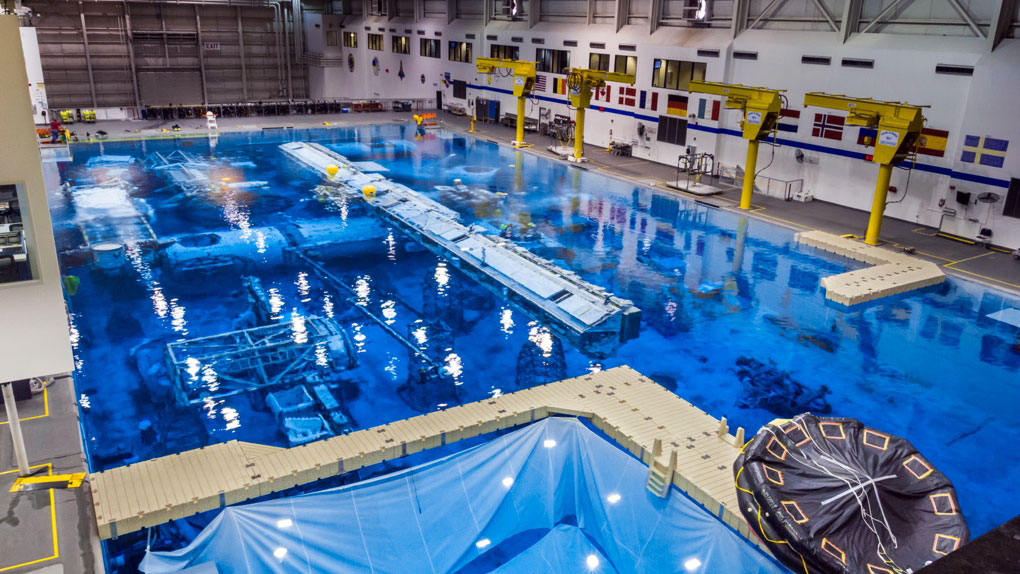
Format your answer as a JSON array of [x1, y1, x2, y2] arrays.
[[280, 141, 640, 357], [797, 230, 945, 305], [87, 366, 761, 551]]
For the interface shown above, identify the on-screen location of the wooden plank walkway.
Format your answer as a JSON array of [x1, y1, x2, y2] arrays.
[[797, 230, 945, 305], [88, 366, 760, 550]]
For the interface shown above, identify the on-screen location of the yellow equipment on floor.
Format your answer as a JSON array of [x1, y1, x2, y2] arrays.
[[475, 57, 536, 148], [804, 93, 926, 245], [688, 81, 785, 210], [9, 472, 86, 492], [565, 68, 635, 162]]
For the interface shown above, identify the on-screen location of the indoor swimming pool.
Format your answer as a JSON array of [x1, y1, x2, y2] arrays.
[[50, 124, 1019, 564]]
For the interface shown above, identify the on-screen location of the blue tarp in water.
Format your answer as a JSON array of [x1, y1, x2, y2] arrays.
[[141, 418, 784, 574]]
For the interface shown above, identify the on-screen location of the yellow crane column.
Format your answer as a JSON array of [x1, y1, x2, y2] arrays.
[[688, 81, 785, 210], [803, 93, 926, 245], [562, 68, 636, 163], [476, 57, 536, 148]]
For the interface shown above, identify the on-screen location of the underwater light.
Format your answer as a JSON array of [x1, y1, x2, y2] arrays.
[[606, 493, 621, 504], [684, 557, 702, 571], [475, 538, 491, 549], [276, 518, 293, 529], [501, 476, 514, 488], [273, 547, 288, 560], [543, 439, 557, 448], [586, 554, 600, 570]]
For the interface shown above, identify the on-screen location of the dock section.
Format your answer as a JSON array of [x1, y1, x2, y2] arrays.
[[88, 366, 761, 551], [797, 230, 945, 305], [280, 141, 640, 357]]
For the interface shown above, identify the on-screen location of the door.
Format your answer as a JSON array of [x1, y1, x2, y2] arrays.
[[436, 90, 442, 111]]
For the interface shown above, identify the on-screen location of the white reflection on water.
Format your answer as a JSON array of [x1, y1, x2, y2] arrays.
[[355, 275, 371, 306], [381, 300, 397, 325], [385, 230, 397, 261], [527, 323, 554, 358], [384, 353, 399, 381], [268, 287, 285, 319], [296, 272, 311, 302], [170, 298, 188, 335], [500, 307, 515, 335], [444, 351, 463, 383], [322, 293, 335, 318], [290, 310, 308, 344], [314, 343, 329, 367], [351, 322, 366, 353], [434, 262, 450, 295]]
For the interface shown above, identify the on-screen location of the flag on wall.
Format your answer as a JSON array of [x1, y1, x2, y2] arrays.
[[552, 77, 568, 95], [916, 128, 949, 157], [593, 85, 612, 102], [534, 74, 547, 92], [961, 135, 1008, 168], [777, 108, 800, 133], [618, 86, 636, 107], [857, 127, 877, 146], [812, 113, 844, 141], [666, 94, 688, 116], [696, 98, 720, 121], [639, 90, 658, 110]]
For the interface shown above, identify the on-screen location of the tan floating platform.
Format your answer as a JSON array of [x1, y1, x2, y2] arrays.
[[88, 367, 761, 551], [797, 230, 945, 305]]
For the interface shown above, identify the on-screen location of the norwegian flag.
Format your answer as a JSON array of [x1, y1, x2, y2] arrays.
[[618, 86, 636, 107], [534, 74, 547, 93], [593, 85, 612, 102], [812, 113, 844, 141]]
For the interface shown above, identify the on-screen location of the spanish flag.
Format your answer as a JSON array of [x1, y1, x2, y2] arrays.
[[552, 78, 568, 95], [666, 94, 688, 116], [916, 128, 949, 158]]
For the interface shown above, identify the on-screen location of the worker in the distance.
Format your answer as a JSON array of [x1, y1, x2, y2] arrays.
[[49, 115, 62, 144]]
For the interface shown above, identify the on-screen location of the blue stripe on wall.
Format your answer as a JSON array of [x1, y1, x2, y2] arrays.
[[465, 83, 1011, 189]]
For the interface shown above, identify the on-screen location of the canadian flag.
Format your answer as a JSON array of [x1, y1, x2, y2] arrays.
[[617, 86, 636, 107], [593, 85, 612, 102]]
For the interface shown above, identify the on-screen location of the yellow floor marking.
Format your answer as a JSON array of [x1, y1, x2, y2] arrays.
[[944, 266, 1020, 289], [0, 463, 59, 572], [945, 251, 995, 267], [0, 388, 49, 426]]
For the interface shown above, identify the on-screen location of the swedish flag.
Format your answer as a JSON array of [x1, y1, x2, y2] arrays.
[[961, 135, 1008, 168]]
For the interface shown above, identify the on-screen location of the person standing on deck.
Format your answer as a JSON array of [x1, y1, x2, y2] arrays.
[[49, 115, 62, 144]]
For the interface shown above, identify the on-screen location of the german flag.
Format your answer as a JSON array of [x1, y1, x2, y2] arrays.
[[552, 77, 568, 95], [666, 94, 688, 117], [916, 128, 949, 157]]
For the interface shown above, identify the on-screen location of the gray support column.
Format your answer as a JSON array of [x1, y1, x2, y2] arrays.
[[587, 0, 596, 25], [615, 0, 630, 32], [529, 0, 540, 27], [2, 383, 30, 477], [123, 2, 141, 110], [195, 5, 208, 105], [731, 0, 749, 38], [484, 0, 493, 26], [284, 5, 293, 99], [78, 1, 98, 109], [650, 0, 662, 35], [988, 0, 1017, 51], [839, 0, 863, 42], [387, 0, 397, 20], [237, 6, 249, 101], [447, 0, 456, 23], [294, 0, 305, 62], [161, 6, 170, 64]]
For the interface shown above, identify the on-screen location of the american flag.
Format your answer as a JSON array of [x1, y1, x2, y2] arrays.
[[534, 74, 547, 93], [812, 113, 844, 141]]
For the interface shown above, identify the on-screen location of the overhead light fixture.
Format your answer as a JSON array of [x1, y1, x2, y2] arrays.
[[276, 518, 293, 529], [586, 554, 600, 570], [543, 439, 557, 448]]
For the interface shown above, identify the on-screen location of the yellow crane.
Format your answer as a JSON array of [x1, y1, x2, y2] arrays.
[[803, 93, 926, 245], [564, 68, 636, 162], [475, 57, 537, 148], [687, 81, 785, 210]]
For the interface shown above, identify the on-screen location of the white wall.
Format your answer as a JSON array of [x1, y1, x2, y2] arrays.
[[309, 15, 1020, 246], [0, 16, 75, 383], [20, 27, 48, 125]]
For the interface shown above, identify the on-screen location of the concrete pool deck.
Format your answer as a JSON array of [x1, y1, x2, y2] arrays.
[[70, 109, 1020, 293]]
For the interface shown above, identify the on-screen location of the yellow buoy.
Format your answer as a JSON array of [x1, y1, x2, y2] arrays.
[[326, 164, 339, 177], [362, 185, 376, 198]]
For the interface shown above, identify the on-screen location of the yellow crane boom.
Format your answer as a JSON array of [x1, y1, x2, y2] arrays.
[[563, 68, 636, 162], [687, 81, 786, 209], [475, 58, 537, 148], [804, 92, 927, 245]]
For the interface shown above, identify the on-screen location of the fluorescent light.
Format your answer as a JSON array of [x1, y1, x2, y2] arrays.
[[276, 518, 293, 529], [502, 476, 514, 488], [543, 439, 557, 448], [606, 493, 621, 504], [273, 547, 288, 560], [586, 554, 600, 570], [684, 557, 702, 571], [475, 538, 491, 549]]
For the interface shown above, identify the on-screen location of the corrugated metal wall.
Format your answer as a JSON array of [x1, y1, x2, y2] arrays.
[[25, 0, 308, 109]]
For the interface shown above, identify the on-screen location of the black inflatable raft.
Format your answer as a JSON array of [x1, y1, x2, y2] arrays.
[[735, 413, 969, 573]]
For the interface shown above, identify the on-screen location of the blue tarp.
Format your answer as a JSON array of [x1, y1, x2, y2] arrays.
[[141, 418, 785, 574]]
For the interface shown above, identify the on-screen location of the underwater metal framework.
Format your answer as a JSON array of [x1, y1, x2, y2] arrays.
[[279, 141, 641, 357], [87, 366, 758, 553]]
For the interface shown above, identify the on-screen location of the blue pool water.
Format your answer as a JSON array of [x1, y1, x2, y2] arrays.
[[53, 125, 1019, 546]]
